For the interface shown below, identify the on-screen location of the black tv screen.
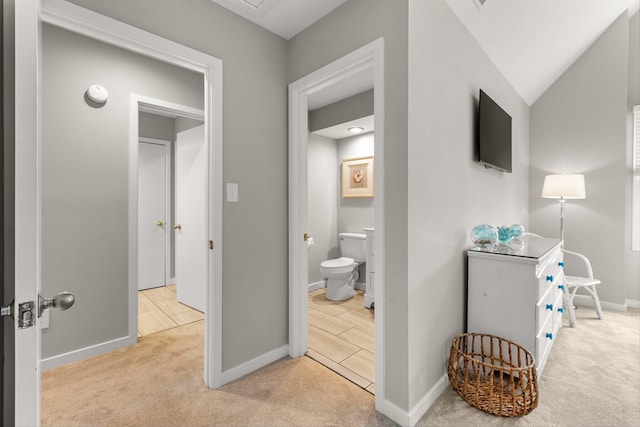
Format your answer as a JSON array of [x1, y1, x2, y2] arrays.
[[478, 89, 512, 173]]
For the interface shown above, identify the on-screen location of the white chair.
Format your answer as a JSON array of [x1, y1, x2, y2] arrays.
[[523, 233, 604, 327], [562, 248, 604, 328]]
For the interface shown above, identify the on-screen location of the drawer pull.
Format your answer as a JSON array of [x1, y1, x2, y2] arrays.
[[546, 303, 553, 311], [546, 275, 553, 282], [557, 307, 564, 313], [558, 261, 564, 267], [545, 332, 553, 340], [558, 284, 565, 291]]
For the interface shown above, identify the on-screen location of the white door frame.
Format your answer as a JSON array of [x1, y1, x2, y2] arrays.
[[288, 38, 386, 411], [13, 0, 224, 423], [138, 137, 172, 289]]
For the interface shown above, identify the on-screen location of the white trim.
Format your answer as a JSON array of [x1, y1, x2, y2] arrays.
[[138, 137, 173, 289], [383, 374, 449, 427], [40, 336, 131, 371], [220, 345, 290, 385], [288, 38, 387, 413], [307, 280, 325, 292], [573, 295, 628, 312], [40, 0, 224, 393], [626, 299, 640, 309]]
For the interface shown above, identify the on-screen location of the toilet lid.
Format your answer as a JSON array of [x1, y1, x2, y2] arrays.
[[321, 257, 355, 268]]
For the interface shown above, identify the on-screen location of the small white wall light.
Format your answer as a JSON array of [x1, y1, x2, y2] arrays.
[[86, 84, 109, 104]]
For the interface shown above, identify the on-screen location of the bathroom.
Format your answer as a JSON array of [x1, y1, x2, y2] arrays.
[[306, 89, 376, 393]]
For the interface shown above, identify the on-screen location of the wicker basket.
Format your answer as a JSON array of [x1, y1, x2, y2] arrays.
[[448, 333, 538, 417]]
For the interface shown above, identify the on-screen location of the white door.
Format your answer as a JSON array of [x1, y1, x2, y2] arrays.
[[11, 0, 40, 424], [138, 141, 169, 290], [175, 125, 206, 312]]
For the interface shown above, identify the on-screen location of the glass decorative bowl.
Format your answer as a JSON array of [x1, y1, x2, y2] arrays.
[[497, 226, 515, 244], [471, 225, 498, 248]]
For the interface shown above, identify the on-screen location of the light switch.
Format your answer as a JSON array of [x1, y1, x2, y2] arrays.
[[227, 183, 238, 202]]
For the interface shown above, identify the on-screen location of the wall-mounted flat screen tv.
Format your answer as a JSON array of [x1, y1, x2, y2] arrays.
[[478, 89, 512, 173]]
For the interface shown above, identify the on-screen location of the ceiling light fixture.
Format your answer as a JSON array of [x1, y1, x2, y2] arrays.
[[348, 126, 365, 134]]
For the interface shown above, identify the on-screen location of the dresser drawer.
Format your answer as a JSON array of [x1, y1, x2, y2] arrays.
[[536, 285, 555, 333], [536, 313, 555, 366]]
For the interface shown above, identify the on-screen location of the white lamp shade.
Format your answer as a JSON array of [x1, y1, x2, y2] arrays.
[[541, 174, 586, 199]]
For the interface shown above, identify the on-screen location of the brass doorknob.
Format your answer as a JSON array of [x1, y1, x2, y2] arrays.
[[156, 220, 164, 227], [173, 224, 182, 230]]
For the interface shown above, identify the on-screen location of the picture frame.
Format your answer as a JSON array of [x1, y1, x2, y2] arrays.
[[341, 156, 374, 198]]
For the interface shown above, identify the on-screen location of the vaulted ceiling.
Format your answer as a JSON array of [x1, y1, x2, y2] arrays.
[[210, 0, 639, 105]]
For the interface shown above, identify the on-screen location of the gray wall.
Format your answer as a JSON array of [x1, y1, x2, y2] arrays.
[[407, 0, 531, 409], [66, 0, 289, 372], [626, 11, 640, 303], [308, 133, 338, 285], [289, 0, 410, 409], [41, 24, 204, 358], [530, 13, 630, 306], [309, 89, 374, 132], [139, 112, 175, 141], [337, 132, 375, 234]]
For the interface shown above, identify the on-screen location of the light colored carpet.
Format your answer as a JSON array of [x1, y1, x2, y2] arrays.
[[42, 306, 639, 426]]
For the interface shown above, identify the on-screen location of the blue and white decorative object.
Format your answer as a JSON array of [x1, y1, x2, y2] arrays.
[[470, 224, 498, 248], [497, 226, 516, 244], [510, 224, 524, 239]]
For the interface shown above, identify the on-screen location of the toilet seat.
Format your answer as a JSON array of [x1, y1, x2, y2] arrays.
[[320, 257, 355, 275]]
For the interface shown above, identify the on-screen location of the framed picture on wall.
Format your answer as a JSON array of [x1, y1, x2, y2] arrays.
[[342, 156, 374, 198]]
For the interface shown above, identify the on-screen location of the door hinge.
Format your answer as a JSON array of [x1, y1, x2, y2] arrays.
[[209, 240, 214, 250]]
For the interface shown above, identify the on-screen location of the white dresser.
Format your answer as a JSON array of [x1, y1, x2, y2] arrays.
[[467, 236, 564, 376]]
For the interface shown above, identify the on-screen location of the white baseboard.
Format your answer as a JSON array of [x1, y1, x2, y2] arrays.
[[307, 281, 325, 292], [626, 299, 640, 309], [573, 295, 627, 312], [40, 335, 134, 371], [355, 281, 366, 291], [383, 373, 449, 427], [221, 344, 289, 385]]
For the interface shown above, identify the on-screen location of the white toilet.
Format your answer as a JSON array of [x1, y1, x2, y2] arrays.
[[320, 232, 367, 301]]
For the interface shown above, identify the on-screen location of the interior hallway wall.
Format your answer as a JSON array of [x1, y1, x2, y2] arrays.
[[408, 0, 531, 411], [67, 0, 289, 372], [530, 13, 630, 307], [41, 23, 203, 359], [308, 133, 338, 285]]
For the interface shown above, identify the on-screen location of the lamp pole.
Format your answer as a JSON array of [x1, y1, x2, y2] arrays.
[[559, 197, 566, 245]]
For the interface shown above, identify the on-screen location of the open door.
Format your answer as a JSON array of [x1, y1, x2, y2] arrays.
[[4, 0, 41, 425], [175, 124, 207, 312]]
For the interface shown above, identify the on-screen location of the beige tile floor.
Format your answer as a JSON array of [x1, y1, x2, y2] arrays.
[[138, 284, 204, 337], [307, 288, 375, 394]]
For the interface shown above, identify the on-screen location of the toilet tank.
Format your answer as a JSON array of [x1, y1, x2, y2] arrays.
[[339, 232, 367, 262]]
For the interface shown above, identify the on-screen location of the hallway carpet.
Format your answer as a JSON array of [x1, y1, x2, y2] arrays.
[[41, 321, 392, 427], [42, 306, 640, 426]]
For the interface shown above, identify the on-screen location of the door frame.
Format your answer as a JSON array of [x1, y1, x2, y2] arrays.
[[13, 0, 224, 423], [138, 137, 173, 290], [288, 38, 386, 411]]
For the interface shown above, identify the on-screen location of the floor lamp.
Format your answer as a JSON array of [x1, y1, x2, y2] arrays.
[[541, 174, 586, 243]]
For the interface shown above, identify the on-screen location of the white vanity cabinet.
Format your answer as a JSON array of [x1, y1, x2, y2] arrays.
[[364, 227, 375, 308], [467, 236, 564, 376]]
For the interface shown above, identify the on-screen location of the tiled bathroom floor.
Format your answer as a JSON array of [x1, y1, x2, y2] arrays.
[[138, 284, 204, 337], [306, 288, 375, 394]]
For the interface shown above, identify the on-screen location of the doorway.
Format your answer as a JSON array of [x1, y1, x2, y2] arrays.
[[8, 1, 224, 422], [288, 39, 385, 410]]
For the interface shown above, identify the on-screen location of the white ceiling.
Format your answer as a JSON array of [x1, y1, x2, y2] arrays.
[[312, 115, 374, 140], [445, 0, 640, 105], [211, 0, 638, 106], [209, 0, 347, 40]]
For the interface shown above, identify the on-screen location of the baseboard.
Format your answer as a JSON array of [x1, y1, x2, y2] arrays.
[[221, 344, 289, 385], [355, 281, 366, 291], [40, 334, 134, 371], [383, 373, 449, 427], [573, 295, 627, 312], [307, 281, 325, 292], [626, 299, 640, 309]]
